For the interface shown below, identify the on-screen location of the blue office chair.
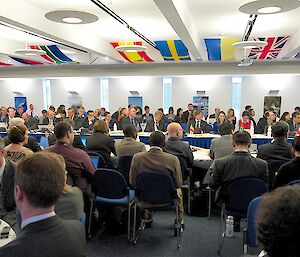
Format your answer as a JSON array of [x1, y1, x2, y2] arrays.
[[39, 136, 49, 147], [132, 171, 182, 249], [93, 168, 135, 240], [288, 179, 300, 185], [86, 151, 106, 168], [117, 155, 133, 184], [243, 196, 263, 254], [217, 177, 268, 255], [268, 160, 286, 191]]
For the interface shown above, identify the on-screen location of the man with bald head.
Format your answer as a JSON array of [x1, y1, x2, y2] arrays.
[[21, 113, 39, 130], [164, 122, 194, 167]]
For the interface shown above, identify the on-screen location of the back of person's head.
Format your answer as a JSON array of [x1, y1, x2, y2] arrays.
[[16, 152, 65, 208], [54, 121, 72, 140], [219, 121, 234, 136], [167, 122, 183, 138], [8, 125, 27, 144], [93, 120, 109, 134], [242, 111, 249, 117], [8, 117, 25, 128], [233, 131, 251, 145], [292, 136, 300, 152], [149, 131, 165, 148], [64, 118, 75, 129], [123, 124, 137, 139], [292, 111, 300, 119], [271, 121, 289, 139], [257, 186, 300, 257]]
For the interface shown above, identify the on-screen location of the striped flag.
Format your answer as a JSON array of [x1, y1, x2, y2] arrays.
[[9, 56, 44, 65], [111, 42, 153, 63], [204, 38, 238, 61], [249, 36, 290, 60], [189, 125, 195, 134], [0, 61, 12, 66], [155, 40, 191, 61]]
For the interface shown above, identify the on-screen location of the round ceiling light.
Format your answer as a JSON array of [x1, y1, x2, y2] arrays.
[[239, 0, 300, 15], [45, 10, 98, 24], [232, 41, 268, 49], [15, 49, 46, 56], [115, 45, 147, 52]]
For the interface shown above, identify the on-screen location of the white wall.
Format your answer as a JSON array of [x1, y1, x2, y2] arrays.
[[0, 78, 44, 112], [173, 76, 232, 115], [241, 74, 300, 120]]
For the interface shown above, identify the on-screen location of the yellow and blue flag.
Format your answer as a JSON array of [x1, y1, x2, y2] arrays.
[[204, 38, 238, 61], [155, 40, 191, 61]]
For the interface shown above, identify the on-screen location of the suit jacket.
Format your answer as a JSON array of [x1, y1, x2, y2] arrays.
[[257, 139, 293, 162], [115, 137, 146, 156], [183, 110, 192, 123], [273, 157, 300, 189], [209, 134, 234, 160], [86, 132, 116, 168], [163, 137, 194, 167], [0, 115, 8, 123], [210, 151, 268, 192], [141, 113, 153, 123], [42, 117, 62, 126], [0, 215, 85, 257], [121, 116, 141, 131], [256, 118, 269, 134], [25, 117, 39, 130], [86, 118, 97, 131], [130, 148, 182, 188], [48, 134, 85, 150], [287, 119, 299, 132], [3, 135, 41, 152], [74, 116, 88, 130], [144, 119, 166, 132], [186, 119, 211, 133]]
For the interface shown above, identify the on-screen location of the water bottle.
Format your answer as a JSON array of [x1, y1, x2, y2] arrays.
[[113, 123, 117, 132], [225, 216, 234, 238], [267, 126, 272, 137]]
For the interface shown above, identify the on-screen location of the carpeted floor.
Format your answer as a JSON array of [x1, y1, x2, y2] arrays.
[[85, 212, 258, 257]]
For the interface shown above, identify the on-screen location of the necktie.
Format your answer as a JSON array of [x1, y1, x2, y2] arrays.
[[196, 121, 200, 128], [31, 111, 33, 117], [131, 118, 134, 125], [154, 121, 158, 131]]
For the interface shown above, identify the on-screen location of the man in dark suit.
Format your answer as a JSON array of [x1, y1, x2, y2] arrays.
[[186, 110, 211, 134], [0, 152, 85, 257], [103, 111, 114, 130], [183, 103, 194, 123], [142, 105, 153, 123], [0, 138, 17, 228], [257, 121, 293, 162], [22, 113, 39, 130], [287, 111, 300, 132], [255, 111, 276, 134], [144, 110, 166, 132], [273, 136, 300, 189], [0, 106, 9, 123], [86, 110, 97, 131], [121, 107, 141, 131], [209, 107, 220, 119]]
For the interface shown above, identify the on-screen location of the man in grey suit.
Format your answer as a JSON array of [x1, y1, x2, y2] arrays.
[[115, 124, 146, 156], [121, 107, 141, 131], [287, 111, 300, 132], [144, 110, 166, 132], [209, 121, 234, 160], [0, 152, 85, 257], [186, 110, 211, 134], [130, 131, 184, 227]]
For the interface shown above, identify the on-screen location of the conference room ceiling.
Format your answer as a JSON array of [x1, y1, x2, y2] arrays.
[[0, 0, 300, 67]]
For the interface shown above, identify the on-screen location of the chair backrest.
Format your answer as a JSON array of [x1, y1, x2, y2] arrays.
[[268, 160, 287, 190], [93, 168, 127, 199], [39, 136, 49, 147], [288, 179, 300, 185], [246, 196, 263, 247], [86, 151, 106, 168], [176, 155, 190, 180], [224, 177, 267, 216], [117, 155, 133, 183], [136, 171, 176, 205]]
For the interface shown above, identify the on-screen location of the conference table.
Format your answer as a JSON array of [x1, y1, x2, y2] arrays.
[[0, 219, 16, 247]]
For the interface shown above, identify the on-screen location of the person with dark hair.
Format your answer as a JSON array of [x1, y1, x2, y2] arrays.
[[45, 121, 96, 191], [210, 131, 268, 231], [144, 110, 166, 132], [245, 105, 252, 112], [226, 108, 236, 129], [256, 111, 276, 134], [186, 110, 211, 134], [273, 136, 300, 188], [287, 111, 300, 132], [279, 111, 291, 122], [238, 111, 254, 135], [174, 108, 185, 124], [183, 103, 194, 123], [39, 109, 48, 124], [102, 111, 113, 130], [166, 106, 175, 122], [26, 104, 38, 118], [213, 111, 227, 134], [256, 186, 300, 257], [4, 125, 33, 162], [249, 108, 257, 128], [86, 110, 97, 131], [257, 121, 293, 162], [142, 105, 153, 123], [15, 106, 24, 118], [0, 152, 85, 257], [7, 107, 15, 121], [295, 106, 300, 112], [115, 124, 146, 156], [130, 131, 183, 227], [210, 121, 234, 159], [121, 107, 141, 131], [0, 106, 8, 123], [86, 120, 116, 168]]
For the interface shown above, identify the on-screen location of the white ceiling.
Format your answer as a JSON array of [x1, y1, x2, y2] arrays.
[[0, 0, 300, 67]]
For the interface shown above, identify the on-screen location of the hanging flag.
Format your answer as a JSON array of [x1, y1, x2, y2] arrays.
[[111, 42, 153, 63], [30, 45, 75, 64], [9, 56, 44, 65], [204, 38, 238, 61], [249, 36, 290, 60], [0, 61, 12, 66], [154, 40, 191, 61], [189, 124, 195, 134]]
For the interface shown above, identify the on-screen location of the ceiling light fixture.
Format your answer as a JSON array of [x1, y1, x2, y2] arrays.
[[115, 45, 147, 52], [45, 10, 98, 24], [239, 0, 300, 15], [15, 48, 46, 56], [232, 41, 268, 49]]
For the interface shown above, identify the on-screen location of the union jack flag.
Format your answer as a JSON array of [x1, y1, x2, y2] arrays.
[[249, 36, 289, 60]]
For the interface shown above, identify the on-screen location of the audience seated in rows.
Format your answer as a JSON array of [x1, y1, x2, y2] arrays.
[[115, 124, 146, 157], [129, 131, 184, 227], [186, 110, 211, 134], [256, 111, 276, 135], [144, 110, 166, 132], [257, 121, 293, 162], [0, 152, 86, 257], [273, 136, 300, 188]]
